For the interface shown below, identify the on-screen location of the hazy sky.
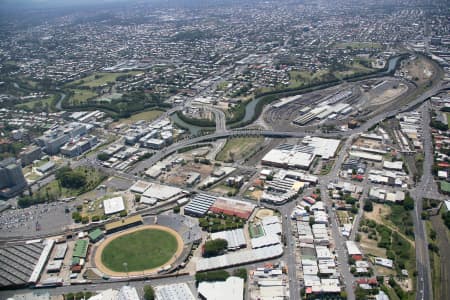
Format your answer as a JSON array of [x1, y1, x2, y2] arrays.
[[0, 0, 131, 8]]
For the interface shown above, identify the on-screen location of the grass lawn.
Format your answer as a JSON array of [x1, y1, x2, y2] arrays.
[[440, 181, 450, 194], [216, 137, 263, 162], [68, 71, 143, 88], [288, 69, 329, 88], [68, 89, 98, 105], [335, 61, 374, 79], [101, 229, 178, 272], [115, 109, 164, 125], [249, 223, 265, 238], [426, 221, 441, 299], [446, 113, 450, 129], [16, 95, 56, 110], [38, 166, 107, 200]]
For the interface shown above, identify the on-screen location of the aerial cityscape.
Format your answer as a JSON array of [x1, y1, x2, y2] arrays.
[[0, 0, 449, 299]]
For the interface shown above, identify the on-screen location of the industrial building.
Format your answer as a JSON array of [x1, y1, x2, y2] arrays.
[[210, 229, 247, 250], [209, 197, 256, 219], [0, 158, 27, 198], [52, 244, 67, 260], [103, 196, 125, 215], [184, 194, 217, 217], [154, 283, 196, 300], [0, 240, 53, 288], [196, 244, 283, 272], [198, 276, 244, 300], [262, 139, 340, 170], [262, 144, 315, 170]]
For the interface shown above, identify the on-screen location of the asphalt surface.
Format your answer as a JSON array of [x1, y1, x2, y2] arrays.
[[320, 136, 357, 300], [410, 102, 434, 300]]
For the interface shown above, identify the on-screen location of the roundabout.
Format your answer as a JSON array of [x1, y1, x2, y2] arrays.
[[94, 225, 184, 277]]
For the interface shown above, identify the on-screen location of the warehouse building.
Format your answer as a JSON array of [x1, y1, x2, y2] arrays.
[[262, 144, 315, 170], [0, 240, 52, 288], [154, 283, 196, 300], [196, 244, 284, 272], [142, 183, 183, 202], [52, 244, 67, 260], [184, 194, 217, 217], [198, 276, 244, 300], [209, 197, 256, 220], [211, 229, 247, 250], [103, 196, 125, 215]]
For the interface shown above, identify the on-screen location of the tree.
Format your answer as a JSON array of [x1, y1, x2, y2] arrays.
[[403, 193, 414, 210], [72, 212, 82, 223], [135, 194, 141, 202], [173, 206, 180, 213], [144, 285, 155, 300], [75, 292, 84, 300], [56, 167, 87, 189], [65, 293, 74, 300], [233, 268, 248, 281], [195, 270, 230, 283], [203, 239, 228, 257], [97, 152, 110, 161], [363, 200, 373, 212], [355, 286, 370, 300]]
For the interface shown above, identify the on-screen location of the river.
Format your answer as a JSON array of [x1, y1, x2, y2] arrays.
[[171, 56, 403, 134]]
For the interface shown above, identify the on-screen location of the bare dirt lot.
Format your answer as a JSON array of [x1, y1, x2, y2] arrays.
[[161, 161, 214, 186]]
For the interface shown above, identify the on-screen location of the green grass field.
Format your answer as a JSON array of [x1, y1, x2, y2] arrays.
[[68, 71, 143, 88], [68, 89, 98, 105], [216, 137, 263, 162], [16, 95, 56, 110], [101, 229, 178, 272], [115, 109, 164, 125], [249, 224, 264, 238]]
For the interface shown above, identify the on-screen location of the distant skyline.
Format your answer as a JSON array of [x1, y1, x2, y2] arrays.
[[0, 0, 133, 8]]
